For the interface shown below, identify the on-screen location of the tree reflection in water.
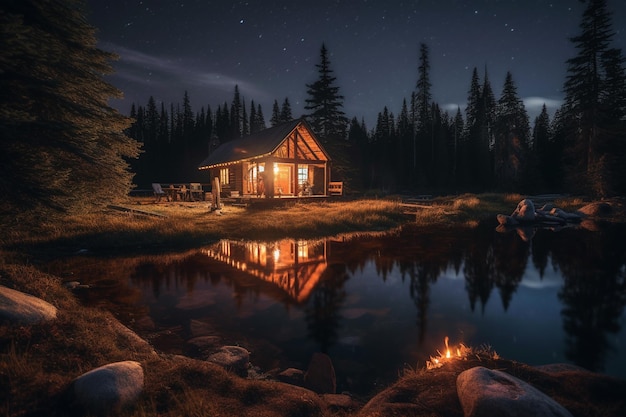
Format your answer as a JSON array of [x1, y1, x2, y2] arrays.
[[46, 221, 626, 394], [550, 227, 626, 372]]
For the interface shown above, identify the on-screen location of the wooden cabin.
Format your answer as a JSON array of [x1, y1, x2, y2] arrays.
[[198, 119, 332, 198]]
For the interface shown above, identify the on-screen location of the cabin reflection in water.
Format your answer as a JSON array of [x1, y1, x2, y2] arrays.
[[202, 239, 329, 303]]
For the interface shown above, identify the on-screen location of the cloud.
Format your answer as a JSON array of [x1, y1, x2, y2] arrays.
[[523, 96, 562, 112], [442, 103, 463, 113], [100, 42, 273, 101]]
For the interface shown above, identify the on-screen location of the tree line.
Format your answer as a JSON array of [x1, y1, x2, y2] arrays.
[[2, 0, 625, 225], [126, 0, 625, 197], [126, 88, 298, 185]]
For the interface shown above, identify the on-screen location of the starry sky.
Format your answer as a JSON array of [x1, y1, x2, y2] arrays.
[[85, 0, 626, 128]]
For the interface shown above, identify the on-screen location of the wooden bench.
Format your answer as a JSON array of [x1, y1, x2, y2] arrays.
[[328, 181, 343, 196]]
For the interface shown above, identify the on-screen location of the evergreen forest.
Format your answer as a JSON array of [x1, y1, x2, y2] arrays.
[[126, 0, 625, 198]]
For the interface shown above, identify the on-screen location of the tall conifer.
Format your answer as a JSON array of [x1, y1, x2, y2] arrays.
[[562, 0, 626, 196], [0, 0, 141, 221], [304, 43, 347, 141], [494, 72, 531, 189]]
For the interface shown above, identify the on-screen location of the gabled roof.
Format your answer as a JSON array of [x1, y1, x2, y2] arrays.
[[198, 118, 327, 169]]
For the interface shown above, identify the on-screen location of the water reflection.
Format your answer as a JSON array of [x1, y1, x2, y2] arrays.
[[203, 240, 329, 304], [46, 222, 626, 396]]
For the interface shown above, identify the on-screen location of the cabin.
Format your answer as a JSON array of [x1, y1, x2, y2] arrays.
[[198, 118, 332, 198]]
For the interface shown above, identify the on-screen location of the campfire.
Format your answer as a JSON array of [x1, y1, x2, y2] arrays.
[[426, 336, 472, 370]]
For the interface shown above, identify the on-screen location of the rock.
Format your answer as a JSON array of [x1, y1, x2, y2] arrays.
[[549, 208, 582, 221], [0, 285, 57, 325], [304, 352, 336, 394], [71, 361, 144, 416], [277, 367, 305, 386], [511, 199, 535, 222], [207, 346, 250, 376], [577, 202, 612, 217], [456, 366, 573, 417]]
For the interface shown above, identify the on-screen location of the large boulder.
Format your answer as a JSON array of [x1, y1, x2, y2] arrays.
[[456, 366, 573, 417], [0, 285, 57, 324], [71, 361, 144, 416], [304, 352, 336, 394]]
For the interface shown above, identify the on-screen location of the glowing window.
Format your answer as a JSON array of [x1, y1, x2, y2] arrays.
[[298, 165, 308, 185], [220, 168, 229, 185]]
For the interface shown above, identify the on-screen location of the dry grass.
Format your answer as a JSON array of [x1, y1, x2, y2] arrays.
[[2, 198, 408, 261], [4, 194, 609, 262]]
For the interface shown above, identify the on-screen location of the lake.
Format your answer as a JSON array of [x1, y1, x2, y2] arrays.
[[46, 220, 626, 397]]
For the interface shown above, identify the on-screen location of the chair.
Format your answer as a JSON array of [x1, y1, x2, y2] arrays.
[[152, 183, 169, 202], [189, 183, 204, 201], [176, 184, 189, 201]]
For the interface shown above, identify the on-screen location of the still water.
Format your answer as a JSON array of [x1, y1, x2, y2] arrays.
[[47, 221, 626, 397]]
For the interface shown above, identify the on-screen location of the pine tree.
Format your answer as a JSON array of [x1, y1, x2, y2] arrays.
[[270, 100, 281, 126], [304, 43, 348, 141], [450, 107, 464, 187], [305, 43, 349, 183], [562, 0, 626, 196], [142, 96, 159, 186], [241, 97, 249, 136], [463, 68, 483, 188], [215, 102, 230, 142], [249, 100, 258, 134], [396, 99, 413, 189], [533, 105, 553, 190], [280, 97, 293, 122], [494, 72, 531, 189], [182, 91, 194, 137], [229, 85, 242, 140], [347, 117, 369, 190], [256, 104, 266, 131], [0, 0, 141, 221], [477, 69, 496, 187], [410, 43, 434, 186]]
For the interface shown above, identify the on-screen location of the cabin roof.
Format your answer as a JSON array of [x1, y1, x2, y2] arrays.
[[198, 118, 327, 169]]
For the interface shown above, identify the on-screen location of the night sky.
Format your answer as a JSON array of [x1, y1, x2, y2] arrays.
[[85, 0, 626, 128]]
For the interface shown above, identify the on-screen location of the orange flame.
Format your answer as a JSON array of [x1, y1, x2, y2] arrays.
[[426, 336, 469, 370]]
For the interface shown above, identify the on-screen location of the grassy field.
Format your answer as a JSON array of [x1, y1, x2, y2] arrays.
[[1, 193, 621, 417], [3, 193, 559, 258]]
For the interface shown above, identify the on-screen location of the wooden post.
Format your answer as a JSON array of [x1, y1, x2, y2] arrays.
[[212, 177, 221, 210]]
